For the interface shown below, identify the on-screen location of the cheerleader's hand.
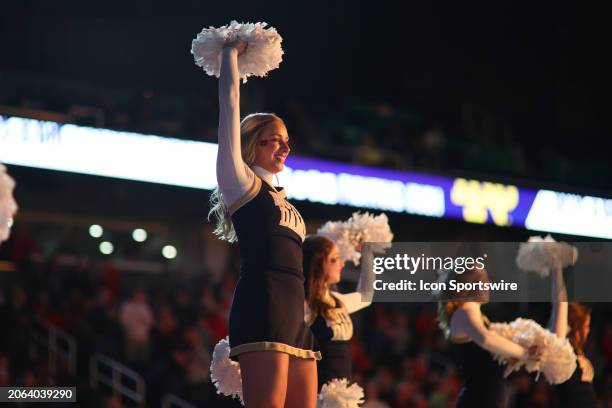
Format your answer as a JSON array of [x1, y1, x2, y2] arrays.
[[504, 344, 542, 378], [224, 38, 248, 56], [527, 344, 543, 362]]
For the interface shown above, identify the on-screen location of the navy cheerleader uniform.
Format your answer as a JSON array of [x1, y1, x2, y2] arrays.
[[555, 355, 597, 408], [307, 290, 370, 388], [452, 339, 508, 408], [228, 176, 320, 360], [216, 46, 319, 361]]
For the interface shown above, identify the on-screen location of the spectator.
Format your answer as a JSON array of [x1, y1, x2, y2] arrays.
[[119, 289, 154, 364]]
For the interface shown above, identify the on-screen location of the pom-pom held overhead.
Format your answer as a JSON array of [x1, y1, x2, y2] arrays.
[[489, 318, 577, 384], [191, 21, 284, 82], [318, 378, 365, 408], [0, 164, 18, 243], [516, 235, 578, 277], [210, 337, 244, 404], [317, 212, 394, 266]]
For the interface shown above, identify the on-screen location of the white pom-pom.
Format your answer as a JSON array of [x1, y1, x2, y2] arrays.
[[489, 318, 577, 384], [317, 212, 394, 265], [516, 235, 578, 277], [318, 220, 358, 264], [210, 337, 244, 404], [191, 21, 283, 83], [0, 164, 18, 243], [318, 378, 364, 408]]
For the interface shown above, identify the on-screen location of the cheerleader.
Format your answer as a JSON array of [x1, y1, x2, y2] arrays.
[[437, 267, 538, 408], [302, 235, 373, 388], [549, 266, 597, 407], [208, 39, 320, 408]]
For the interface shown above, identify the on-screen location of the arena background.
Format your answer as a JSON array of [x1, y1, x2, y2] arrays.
[[1, 0, 610, 407]]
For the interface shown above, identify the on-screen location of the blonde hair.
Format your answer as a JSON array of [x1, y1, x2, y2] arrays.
[[208, 113, 285, 242]]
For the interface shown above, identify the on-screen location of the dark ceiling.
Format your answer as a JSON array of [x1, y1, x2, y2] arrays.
[[1, 0, 609, 156]]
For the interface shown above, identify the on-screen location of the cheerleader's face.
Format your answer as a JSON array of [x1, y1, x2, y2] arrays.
[[324, 244, 345, 285], [253, 121, 290, 174]]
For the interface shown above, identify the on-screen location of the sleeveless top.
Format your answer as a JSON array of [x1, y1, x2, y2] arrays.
[[555, 355, 597, 408], [228, 177, 319, 360], [451, 315, 507, 408], [309, 293, 354, 386], [231, 177, 306, 277]]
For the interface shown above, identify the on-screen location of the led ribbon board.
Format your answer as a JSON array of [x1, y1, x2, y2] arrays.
[[1, 115, 611, 238]]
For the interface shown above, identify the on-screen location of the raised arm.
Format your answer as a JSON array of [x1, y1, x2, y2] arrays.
[[217, 43, 255, 208], [549, 265, 569, 338], [332, 249, 375, 314], [451, 305, 528, 360]]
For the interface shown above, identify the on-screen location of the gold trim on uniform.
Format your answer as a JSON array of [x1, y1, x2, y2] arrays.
[[229, 177, 262, 215], [327, 307, 354, 341], [319, 292, 354, 341], [230, 341, 322, 360]]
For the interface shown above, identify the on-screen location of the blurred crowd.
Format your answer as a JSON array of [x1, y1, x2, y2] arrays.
[[1, 71, 609, 191], [1, 224, 611, 407]]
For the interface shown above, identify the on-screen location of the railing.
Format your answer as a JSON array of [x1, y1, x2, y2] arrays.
[[29, 318, 77, 375], [90, 353, 146, 407]]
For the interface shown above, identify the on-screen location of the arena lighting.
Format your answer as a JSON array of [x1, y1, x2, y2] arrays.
[[89, 224, 103, 238], [132, 228, 148, 242], [162, 245, 177, 259], [1, 115, 612, 239], [0, 115, 216, 190], [99, 241, 114, 255]]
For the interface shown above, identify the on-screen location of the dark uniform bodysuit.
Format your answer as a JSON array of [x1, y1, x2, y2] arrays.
[[309, 293, 354, 387], [228, 176, 320, 360], [555, 355, 597, 408], [451, 317, 508, 408]]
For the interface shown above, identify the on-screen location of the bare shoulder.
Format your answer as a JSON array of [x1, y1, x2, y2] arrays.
[[450, 307, 471, 327], [450, 304, 483, 340]]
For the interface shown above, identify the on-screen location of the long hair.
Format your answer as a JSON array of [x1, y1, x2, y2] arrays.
[[303, 235, 336, 324], [208, 113, 284, 242], [437, 266, 489, 338], [567, 302, 590, 355], [438, 301, 462, 339]]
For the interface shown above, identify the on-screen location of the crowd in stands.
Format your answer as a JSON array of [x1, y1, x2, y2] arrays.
[[1, 71, 609, 191], [1, 223, 611, 407]]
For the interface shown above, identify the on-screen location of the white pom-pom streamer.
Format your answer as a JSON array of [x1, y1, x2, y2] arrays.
[[0, 164, 18, 243], [489, 318, 577, 384], [318, 378, 364, 408], [516, 235, 578, 277], [317, 212, 394, 265], [210, 337, 243, 404], [191, 21, 283, 83]]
